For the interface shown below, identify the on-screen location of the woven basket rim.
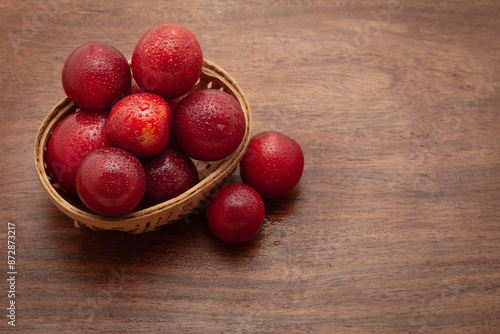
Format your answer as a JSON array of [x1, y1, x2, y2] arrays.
[[34, 59, 252, 231]]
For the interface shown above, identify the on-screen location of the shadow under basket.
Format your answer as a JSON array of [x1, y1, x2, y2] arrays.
[[34, 59, 252, 234]]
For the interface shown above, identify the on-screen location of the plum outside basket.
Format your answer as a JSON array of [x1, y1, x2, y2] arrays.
[[34, 59, 252, 234]]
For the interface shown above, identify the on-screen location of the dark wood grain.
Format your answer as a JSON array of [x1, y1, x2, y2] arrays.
[[1, 0, 499, 333]]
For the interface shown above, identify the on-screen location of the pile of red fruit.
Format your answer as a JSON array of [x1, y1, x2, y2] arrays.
[[46, 23, 304, 243]]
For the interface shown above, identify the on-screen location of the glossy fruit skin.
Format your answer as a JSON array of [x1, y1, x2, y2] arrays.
[[62, 42, 131, 110], [131, 23, 203, 100], [174, 89, 246, 161], [76, 147, 146, 217], [45, 110, 112, 193], [206, 183, 265, 243], [107, 93, 173, 158], [240, 131, 304, 199], [141, 146, 199, 207]]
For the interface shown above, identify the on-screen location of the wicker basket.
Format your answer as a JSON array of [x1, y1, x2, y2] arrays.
[[34, 59, 252, 234]]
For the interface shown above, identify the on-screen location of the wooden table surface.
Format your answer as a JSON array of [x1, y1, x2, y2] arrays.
[[1, 0, 499, 333]]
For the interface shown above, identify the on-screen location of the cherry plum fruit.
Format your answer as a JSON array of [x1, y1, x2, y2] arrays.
[[62, 42, 131, 110], [131, 23, 203, 100], [107, 93, 173, 158], [45, 110, 112, 193], [141, 146, 199, 207], [174, 89, 245, 161], [206, 183, 265, 244], [240, 131, 304, 199], [76, 147, 146, 217]]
